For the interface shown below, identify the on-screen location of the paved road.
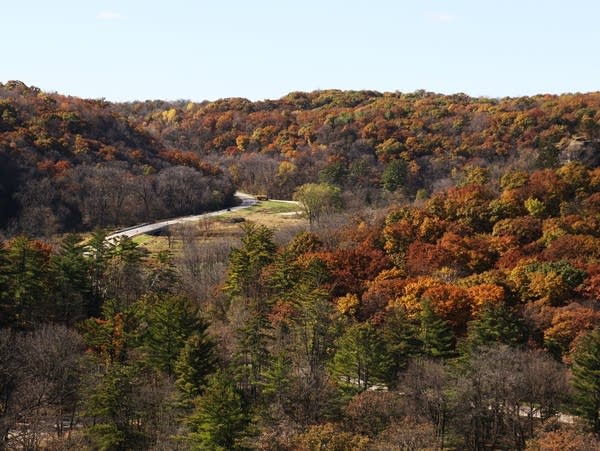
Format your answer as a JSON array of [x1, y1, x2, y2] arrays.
[[106, 192, 258, 241]]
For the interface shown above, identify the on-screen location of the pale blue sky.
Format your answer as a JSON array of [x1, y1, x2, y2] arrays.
[[3, 1, 599, 101]]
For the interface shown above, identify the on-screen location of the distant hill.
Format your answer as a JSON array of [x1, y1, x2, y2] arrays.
[[116, 89, 600, 200]]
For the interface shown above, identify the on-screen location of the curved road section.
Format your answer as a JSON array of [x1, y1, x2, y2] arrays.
[[106, 192, 257, 241]]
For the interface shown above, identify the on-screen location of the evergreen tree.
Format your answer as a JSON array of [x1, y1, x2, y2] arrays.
[[49, 234, 91, 326], [138, 295, 207, 376], [233, 307, 273, 401], [266, 248, 302, 299], [419, 299, 455, 358], [224, 222, 276, 300], [383, 307, 422, 376], [465, 302, 524, 352], [5, 236, 50, 329], [330, 322, 392, 391], [80, 299, 132, 364], [292, 263, 335, 378], [104, 236, 144, 306], [258, 352, 292, 407], [175, 332, 216, 399], [572, 326, 600, 433], [85, 363, 149, 451], [186, 370, 251, 450], [86, 228, 112, 316], [381, 158, 408, 193], [86, 232, 144, 310], [225, 223, 276, 401]]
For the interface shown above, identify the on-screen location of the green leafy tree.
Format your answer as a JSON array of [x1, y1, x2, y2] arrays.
[[419, 299, 455, 358], [524, 197, 546, 218], [186, 370, 251, 450], [571, 326, 600, 433], [375, 138, 403, 161], [462, 165, 489, 186], [293, 183, 343, 226], [500, 170, 528, 190], [510, 260, 586, 305]]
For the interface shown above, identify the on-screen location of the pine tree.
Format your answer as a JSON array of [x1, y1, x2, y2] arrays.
[[86, 228, 112, 316], [138, 295, 207, 376], [266, 248, 302, 299], [175, 332, 216, 399], [224, 222, 276, 300], [381, 158, 408, 193], [225, 223, 276, 401], [292, 270, 334, 378], [104, 236, 144, 306], [258, 352, 291, 407], [85, 363, 149, 451], [49, 234, 91, 327], [233, 308, 272, 401], [186, 370, 251, 450], [330, 322, 392, 391], [465, 302, 524, 353], [80, 299, 132, 364], [572, 326, 600, 433], [383, 307, 422, 376], [5, 236, 50, 329], [419, 299, 455, 359]]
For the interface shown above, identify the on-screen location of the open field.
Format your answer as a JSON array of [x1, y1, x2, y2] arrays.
[[132, 199, 306, 255]]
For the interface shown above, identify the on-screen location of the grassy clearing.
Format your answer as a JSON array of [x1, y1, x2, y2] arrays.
[[135, 200, 307, 255], [241, 200, 301, 214]]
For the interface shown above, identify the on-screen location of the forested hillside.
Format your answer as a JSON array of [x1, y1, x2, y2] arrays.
[[3, 81, 600, 235], [0, 81, 235, 235], [119, 89, 600, 201], [3, 82, 600, 449]]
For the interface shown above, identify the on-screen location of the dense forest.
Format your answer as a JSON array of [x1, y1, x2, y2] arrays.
[[2, 82, 600, 449], [0, 81, 235, 235], [117, 88, 600, 200], [2, 81, 600, 235]]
